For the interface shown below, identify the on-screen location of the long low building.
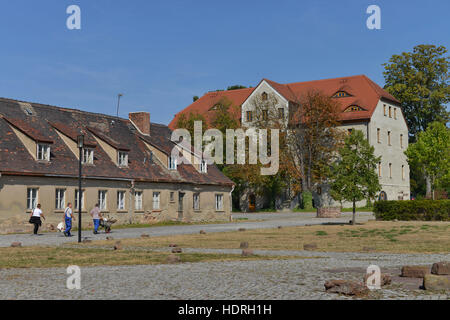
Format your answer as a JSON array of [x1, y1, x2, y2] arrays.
[[0, 97, 234, 231]]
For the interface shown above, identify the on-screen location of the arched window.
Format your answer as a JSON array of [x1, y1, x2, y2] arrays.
[[378, 191, 387, 201], [262, 92, 268, 101], [333, 91, 351, 98], [344, 105, 364, 112]]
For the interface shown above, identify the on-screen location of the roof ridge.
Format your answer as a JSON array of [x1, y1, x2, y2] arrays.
[[284, 74, 366, 86]]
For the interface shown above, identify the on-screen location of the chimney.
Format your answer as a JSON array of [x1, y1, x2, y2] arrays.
[[129, 112, 150, 136]]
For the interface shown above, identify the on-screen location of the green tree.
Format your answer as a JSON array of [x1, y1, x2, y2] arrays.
[[405, 121, 450, 200], [382, 44, 449, 141], [330, 130, 381, 225], [227, 85, 247, 91], [174, 112, 206, 139]]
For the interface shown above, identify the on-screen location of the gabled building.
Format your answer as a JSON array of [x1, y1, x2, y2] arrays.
[[0, 98, 233, 229], [169, 75, 410, 210]]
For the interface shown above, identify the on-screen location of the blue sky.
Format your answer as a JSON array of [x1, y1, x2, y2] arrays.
[[0, 0, 448, 125]]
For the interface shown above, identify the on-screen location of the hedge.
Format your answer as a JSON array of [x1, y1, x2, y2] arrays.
[[374, 200, 450, 221]]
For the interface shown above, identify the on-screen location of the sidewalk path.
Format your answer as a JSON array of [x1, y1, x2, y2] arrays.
[[0, 212, 374, 248]]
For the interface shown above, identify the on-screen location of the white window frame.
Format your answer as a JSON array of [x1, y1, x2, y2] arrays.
[[117, 191, 126, 210], [193, 193, 200, 211], [118, 151, 128, 167], [215, 194, 223, 211], [98, 190, 107, 211], [168, 156, 177, 170], [37, 143, 50, 161], [200, 160, 207, 173], [74, 189, 85, 210], [82, 148, 94, 164], [135, 191, 143, 211], [27, 188, 38, 210], [153, 192, 161, 210], [55, 189, 66, 210]]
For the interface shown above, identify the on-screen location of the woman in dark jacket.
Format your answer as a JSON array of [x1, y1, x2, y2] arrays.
[[29, 204, 45, 235]]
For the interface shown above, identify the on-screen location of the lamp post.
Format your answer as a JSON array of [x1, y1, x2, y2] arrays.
[[77, 134, 84, 243]]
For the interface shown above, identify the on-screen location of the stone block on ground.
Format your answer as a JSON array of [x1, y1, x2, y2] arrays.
[[242, 249, 254, 256], [303, 243, 318, 251], [423, 274, 450, 291], [238, 228, 246, 232], [317, 207, 342, 218], [324, 280, 369, 296], [169, 244, 178, 248], [240, 242, 249, 249], [364, 273, 392, 287], [141, 234, 150, 238], [10, 242, 22, 248], [199, 230, 206, 235], [172, 247, 182, 254], [431, 262, 450, 275], [401, 266, 431, 278], [166, 254, 181, 264], [114, 241, 122, 250]]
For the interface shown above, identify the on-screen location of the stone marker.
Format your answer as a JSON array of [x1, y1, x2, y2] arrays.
[[242, 249, 254, 256], [106, 236, 114, 241], [238, 228, 246, 232], [277, 226, 282, 229], [10, 242, 22, 248], [431, 262, 450, 275], [401, 265, 430, 278], [141, 234, 150, 238], [303, 243, 318, 251], [364, 273, 392, 287], [423, 274, 450, 291], [324, 280, 369, 296], [199, 230, 206, 235], [240, 242, 249, 249], [114, 241, 122, 250], [166, 254, 181, 264], [169, 244, 178, 248], [172, 247, 182, 254]]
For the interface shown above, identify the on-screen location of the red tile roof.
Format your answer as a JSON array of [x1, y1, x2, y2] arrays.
[[168, 75, 400, 129]]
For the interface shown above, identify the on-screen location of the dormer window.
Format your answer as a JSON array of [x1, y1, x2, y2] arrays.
[[82, 148, 94, 165], [118, 151, 128, 167], [169, 156, 177, 170], [37, 143, 50, 161], [200, 160, 207, 173], [333, 91, 351, 98], [344, 105, 364, 112]]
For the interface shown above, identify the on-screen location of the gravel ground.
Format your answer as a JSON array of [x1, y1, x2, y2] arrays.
[[0, 212, 374, 248], [0, 250, 448, 300]]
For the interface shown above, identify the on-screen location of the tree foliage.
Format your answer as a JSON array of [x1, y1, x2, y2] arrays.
[[383, 44, 449, 141], [330, 130, 381, 224], [405, 121, 450, 199]]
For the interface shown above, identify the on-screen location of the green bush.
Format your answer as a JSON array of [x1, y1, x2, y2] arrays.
[[374, 200, 450, 221]]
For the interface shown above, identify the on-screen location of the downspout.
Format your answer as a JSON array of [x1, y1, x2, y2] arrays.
[[230, 185, 235, 221], [129, 179, 135, 224]]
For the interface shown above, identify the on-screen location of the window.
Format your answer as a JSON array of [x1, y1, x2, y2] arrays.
[[74, 189, 84, 210], [246, 111, 253, 122], [27, 188, 38, 210], [389, 163, 392, 178], [388, 131, 391, 146], [200, 160, 207, 173], [215, 194, 224, 211], [82, 148, 94, 164], [117, 191, 125, 210], [278, 108, 284, 119], [344, 105, 364, 112], [377, 128, 381, 143], [402, 165, 405, 180], [262, 109, 268, 121], [193, 193, 200, 211], [394, 108, 397, 119], [168, 156, 177, 170], [55, 189, 65, 210], [118, 151, 128, 167], [134, 191, 143, 211], [389, 106, 392, 118], [383, 105, 387, 116], [262, 92, 268, 101], [37, 144, 50, 161], [378, 162, 382, 177], [400, 134, 403, 148], [333, 91, 350, 98], [98, 190, 107, 210], [170, 192, 175, 202], [153, 192, 160, 210]]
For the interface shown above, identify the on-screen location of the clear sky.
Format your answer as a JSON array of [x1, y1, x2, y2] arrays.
[[0, 0, 448, 125]]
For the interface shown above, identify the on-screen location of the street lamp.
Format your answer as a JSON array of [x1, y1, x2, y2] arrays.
[[77, 134, 84, 243]]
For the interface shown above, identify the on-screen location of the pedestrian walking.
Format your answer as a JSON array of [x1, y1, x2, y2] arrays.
[[63, 203, 75, 237], [29, 204, 45, 235], [90, 203, 102, 234]]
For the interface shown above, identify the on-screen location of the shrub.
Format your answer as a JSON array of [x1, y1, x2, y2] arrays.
[[374, 200, 450, 221]]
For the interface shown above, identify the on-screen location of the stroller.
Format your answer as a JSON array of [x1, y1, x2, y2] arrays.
[[99, 216, 117, 233]]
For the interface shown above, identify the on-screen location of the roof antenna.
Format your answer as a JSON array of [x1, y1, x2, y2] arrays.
[[116, 93, 123, 119]]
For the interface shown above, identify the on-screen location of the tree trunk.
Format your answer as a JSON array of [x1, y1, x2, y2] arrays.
[[352, 200, 356, 225], [425, 175, 432, 199]]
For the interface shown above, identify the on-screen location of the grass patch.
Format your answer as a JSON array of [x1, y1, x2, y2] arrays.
[[0, 246, 298, 269], [89, 221, 450, 254]]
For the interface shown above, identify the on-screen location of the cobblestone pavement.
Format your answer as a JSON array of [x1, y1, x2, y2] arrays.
[[0, 250, 448, 300], [0, 212, 374, 248]]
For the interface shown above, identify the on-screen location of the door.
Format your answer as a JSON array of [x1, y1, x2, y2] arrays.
[[248, 194, 256, 212], [178, 192, 185, 220]]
